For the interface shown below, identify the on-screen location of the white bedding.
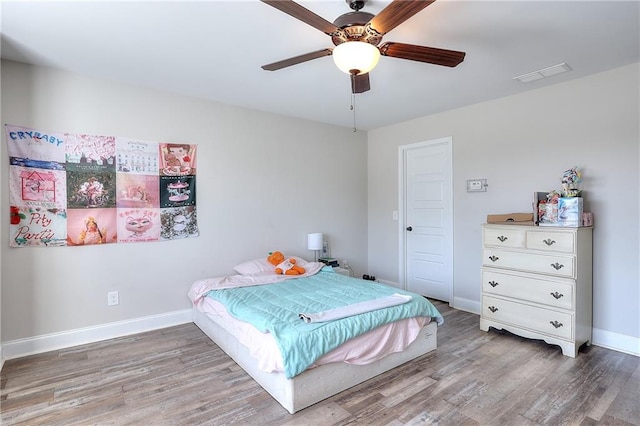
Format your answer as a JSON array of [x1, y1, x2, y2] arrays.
[[298, 293, 412, 324], [197, 295, 430, 374]]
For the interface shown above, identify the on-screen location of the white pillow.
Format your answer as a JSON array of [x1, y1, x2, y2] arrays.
[[233, 258, 272, 275], [233, 256, 309, 275]]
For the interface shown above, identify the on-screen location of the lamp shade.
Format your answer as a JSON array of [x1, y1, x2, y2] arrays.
[[307, 233, 323, 251], [332, 41, 381, 75]]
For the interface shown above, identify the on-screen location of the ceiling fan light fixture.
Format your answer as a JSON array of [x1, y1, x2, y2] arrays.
[[332, 41, 380, 75]]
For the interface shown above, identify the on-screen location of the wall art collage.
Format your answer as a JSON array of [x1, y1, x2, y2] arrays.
[[5, 124, 199, 247]]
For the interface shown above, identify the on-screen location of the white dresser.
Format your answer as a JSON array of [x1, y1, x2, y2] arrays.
[[480, 224, 593, 357]]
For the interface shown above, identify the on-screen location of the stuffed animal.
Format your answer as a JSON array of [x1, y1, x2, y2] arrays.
[[267, 251, 305, 275]]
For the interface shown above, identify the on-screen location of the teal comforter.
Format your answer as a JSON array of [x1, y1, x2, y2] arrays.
[[206, 267, 443, 378]]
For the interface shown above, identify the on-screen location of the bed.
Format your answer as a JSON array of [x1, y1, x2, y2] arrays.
[[188, 258, 443, 414]]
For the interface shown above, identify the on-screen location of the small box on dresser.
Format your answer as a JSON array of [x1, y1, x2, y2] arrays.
[[480, 223, 593, 357], [557, 197, 583, 227]]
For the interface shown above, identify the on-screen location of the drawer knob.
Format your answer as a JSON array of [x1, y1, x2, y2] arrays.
[[550, 263, 564, 270], [550, 291, 564, 300], [543, 238, 556, 246], [550, 320, 563, 329], [488, 306, 498, 313], [497, 235, 508, 242], [489, 255, 499, 262], [489, 280, 499, 287]]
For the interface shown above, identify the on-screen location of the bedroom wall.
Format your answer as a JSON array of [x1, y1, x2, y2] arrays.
[[367, 63, 640, 354], [0, 60, 368, 345], [0, 61, 4, 368]]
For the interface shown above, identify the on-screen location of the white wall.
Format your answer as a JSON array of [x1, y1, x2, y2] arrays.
[[0, 60, 368, 345], [0, 60, 4, 368], [367, 63, 639, 353]]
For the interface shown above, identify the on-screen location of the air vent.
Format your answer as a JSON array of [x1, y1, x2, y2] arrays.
[[514, 63, 572, 83]]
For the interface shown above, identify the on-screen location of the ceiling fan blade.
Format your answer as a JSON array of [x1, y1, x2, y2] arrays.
[[379, 42, 466, 67], [351, 73, 371, 94], [262, 49, 333, 71], [368, 0, 435, 36], [261, 0, 341, 35]]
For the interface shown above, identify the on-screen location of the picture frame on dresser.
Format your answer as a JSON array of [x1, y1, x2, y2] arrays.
[[480, 223, 593, 357]]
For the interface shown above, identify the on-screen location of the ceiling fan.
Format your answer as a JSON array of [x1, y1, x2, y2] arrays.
[[260, 0, 466, 94]]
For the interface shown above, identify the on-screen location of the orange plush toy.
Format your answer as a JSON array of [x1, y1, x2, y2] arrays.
[[267, 251, 305, 275]]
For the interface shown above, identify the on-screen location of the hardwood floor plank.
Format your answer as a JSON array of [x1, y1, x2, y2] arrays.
[[276, 402, 352, 426], [400, 397, 479, 425], [380, 375, 438, 408], [585, 384, 620, 422], [604, 364, 640, 425], [2, 305, 638, 425]]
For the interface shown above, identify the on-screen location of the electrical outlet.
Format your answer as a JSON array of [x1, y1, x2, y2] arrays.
[[107, 291, 119, 306]]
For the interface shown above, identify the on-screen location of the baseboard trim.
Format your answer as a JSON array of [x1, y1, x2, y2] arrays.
[[2, 309, 192, 360], [592, 327, 640, 357], [453, 296, 481, 315]]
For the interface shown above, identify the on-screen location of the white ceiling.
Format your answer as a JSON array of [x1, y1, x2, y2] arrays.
[[1, 1, 639, 130]]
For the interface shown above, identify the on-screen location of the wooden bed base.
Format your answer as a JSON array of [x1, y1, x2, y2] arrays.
[[192, 308, 438, 414]]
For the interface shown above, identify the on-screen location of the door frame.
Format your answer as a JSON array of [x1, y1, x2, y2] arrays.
[[398, 136, 454, 302]]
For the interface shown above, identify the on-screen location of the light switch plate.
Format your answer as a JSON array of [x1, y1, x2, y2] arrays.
[[467, 179, 487, 192]]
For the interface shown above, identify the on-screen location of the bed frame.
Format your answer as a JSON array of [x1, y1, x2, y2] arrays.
[[192, 307, 437, 414]]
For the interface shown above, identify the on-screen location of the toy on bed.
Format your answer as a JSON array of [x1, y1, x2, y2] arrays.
[[267, 251, 305, 275]]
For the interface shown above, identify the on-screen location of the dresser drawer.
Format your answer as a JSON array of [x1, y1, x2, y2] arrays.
[[482, 296, 573, 340], [482, 269, 574, 309], [484, 248, 575, 277], [483, 226, 525, 248], [526, 230, 575, 253]]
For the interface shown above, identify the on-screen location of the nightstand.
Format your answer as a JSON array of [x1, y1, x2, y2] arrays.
[[333, 267, 352, 277]]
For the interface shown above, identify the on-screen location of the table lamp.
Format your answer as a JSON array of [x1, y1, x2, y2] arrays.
[[307, 233, 323, 261]]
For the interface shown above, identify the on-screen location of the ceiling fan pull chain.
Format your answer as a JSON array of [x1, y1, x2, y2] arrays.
[[351, 92, 357, 132]]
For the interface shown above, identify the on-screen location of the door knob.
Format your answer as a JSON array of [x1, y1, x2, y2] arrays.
[[406, 226, 413, 231]]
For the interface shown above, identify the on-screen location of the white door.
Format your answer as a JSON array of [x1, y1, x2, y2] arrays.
[[399, 137, 453, 302]]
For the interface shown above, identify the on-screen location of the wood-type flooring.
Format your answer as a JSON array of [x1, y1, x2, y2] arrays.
[[2, 301, 639, 425]]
